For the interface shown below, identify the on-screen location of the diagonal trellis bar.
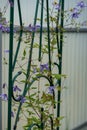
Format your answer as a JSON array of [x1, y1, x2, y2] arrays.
[[46, 0, 52, 73], [38, 0, 44, 61], [8, 0, 65, 130], [13, 0, 40, 129], [12, 0, 23, 70]]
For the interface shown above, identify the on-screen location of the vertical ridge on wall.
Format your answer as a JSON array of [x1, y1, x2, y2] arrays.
[[2, 33, 9, 130], [0, 29, 2, 130]]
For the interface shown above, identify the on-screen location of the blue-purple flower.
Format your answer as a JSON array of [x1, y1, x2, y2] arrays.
[[0, 93, 8, 101], [2, 83, 7, 88], [40, 63, 49, 72], [1, 26, 6, 32], [0, 24, 11, 33], [15, 95, 26, 103], [0, 24, 2, 29], [77, 1, 87, 8], [71, 8, 80, 18], [13, 85, 21, 92], [4, 50, 9, 53], [20, 96, 26, 104], [52, 2, 60, 11], [28, 24, 40, 32], [8, 0, 14, 7], [11, 111, 14, 118], [5, 27, 10, 33], [48, 86, 55, 94]]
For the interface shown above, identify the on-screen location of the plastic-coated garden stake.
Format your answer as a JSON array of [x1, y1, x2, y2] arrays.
[[56, 0, 61, 55], [13, 0, 40, 129], [57, 0, 64, 130], [24, 0, 39, 88], [8, 0, 14, 130], [12, 0, 23, 70], [46, 0, 52, 73], [38, 0, 44, 61], [41, 107, 44, 130]]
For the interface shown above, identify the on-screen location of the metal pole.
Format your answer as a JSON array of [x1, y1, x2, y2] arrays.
[[57, 0, 64, 130], [8, 0, 14, 130], [46, 0, 52, 73]]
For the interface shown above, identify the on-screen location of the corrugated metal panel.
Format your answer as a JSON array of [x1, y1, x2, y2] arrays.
[[2, 32, 87, 130], [60, 32, 87, 130]]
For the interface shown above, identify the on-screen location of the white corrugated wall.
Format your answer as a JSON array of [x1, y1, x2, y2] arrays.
[[60, 32, 87, 130], [2, 32, 87, 130]]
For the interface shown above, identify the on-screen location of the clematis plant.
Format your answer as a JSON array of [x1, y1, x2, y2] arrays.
[[0, 0, 87, 130]]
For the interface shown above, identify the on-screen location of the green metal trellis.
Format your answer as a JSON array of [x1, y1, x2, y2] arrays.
[[8, 0, 64, 130]]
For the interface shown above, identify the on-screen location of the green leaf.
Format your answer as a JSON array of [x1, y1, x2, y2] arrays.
[[21, 57, 25, 60], [33, 43, 39, 48], [51, 37, 57, 45], [58, 116, 65, 120], [20, 80, 30, 84], [57, 86, 62, 91], [23, 49, 26, 56], [52, 74, 67, 79]]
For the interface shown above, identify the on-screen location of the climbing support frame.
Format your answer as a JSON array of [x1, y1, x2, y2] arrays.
[[8, 0, 64, 130]]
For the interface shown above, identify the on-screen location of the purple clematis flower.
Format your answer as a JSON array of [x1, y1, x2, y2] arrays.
[[55, 4, 60, 11], [28, 24, 40, 32], [40, 63, 49, 72], [0, 24, 2, 29], [4, 50, 9, 53], [0, 93, 8, 101], [20, 96, 26, 104], [71, 8, 80, 18], [11, 111, 14, 118], [2, 83, 7, 88], [13, 85, 21, 92], [77, 1, 86, 8], [15, 95, 26, 103], [48, 86, 55, 94], [52, 2, 60, 11], [8, 0, 14, 7], [1, 26, 6, 32], [0, 25, 10, 33], [5, 27, 10, 33]]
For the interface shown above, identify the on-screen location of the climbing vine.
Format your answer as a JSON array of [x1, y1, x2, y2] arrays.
[[0, 0, 87, 130]]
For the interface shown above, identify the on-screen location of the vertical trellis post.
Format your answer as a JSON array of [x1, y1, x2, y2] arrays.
[[57, 0, 64, 130], [8, 0, 14, 130]]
